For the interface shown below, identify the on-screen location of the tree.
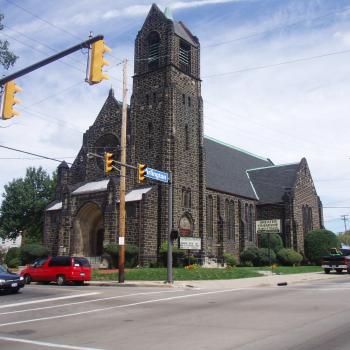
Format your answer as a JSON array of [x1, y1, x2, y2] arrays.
[[304, 229, 339, 264], [337, 231, 350, 246], [0, 14, 18, 70], [0, 167, 56, 243]]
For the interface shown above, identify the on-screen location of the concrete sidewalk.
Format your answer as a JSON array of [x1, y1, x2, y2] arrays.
[[88, 271, 344, 289]]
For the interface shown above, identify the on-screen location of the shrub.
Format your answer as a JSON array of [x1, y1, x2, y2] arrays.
[[240, 246, 276, 267], [104, 244, 119, 268], [223, 252, 237, 267], [277, 248, 303, 266], [159, 241, 186, 267], [103, 243, 139, 268], [0, 246, 7, 264], [20, 244, 49, 265], [7, 257, 20, 268], [258, 233, 283, 253], [5, 247, 21, 267], [304, 229, 339, 265], [125, 245, 139, 268]]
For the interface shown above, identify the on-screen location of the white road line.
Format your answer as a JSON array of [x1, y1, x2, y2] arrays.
[[0, 292, 100, 309], [0, 288, 248, 327], [0, 335, 104, 350], [0, 290, 183, 316]]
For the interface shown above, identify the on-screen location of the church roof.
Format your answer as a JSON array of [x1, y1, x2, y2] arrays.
[[204, 137, 272, 199], [247, 163, 300, 204], [72, 179, 110, 195], [173, 21, 199, 47]]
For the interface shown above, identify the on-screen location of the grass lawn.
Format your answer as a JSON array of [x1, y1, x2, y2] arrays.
[[91, 265, 323, 281]]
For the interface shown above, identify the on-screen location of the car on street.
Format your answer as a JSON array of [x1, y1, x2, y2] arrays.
[[21, 256, 91, 285], [0, 265, 25, 294]]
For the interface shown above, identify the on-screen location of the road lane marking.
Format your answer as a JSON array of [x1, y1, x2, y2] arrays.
[[0, 290, 183, 316], [0, 335, 104, 349], [0, 292, 100, 309], [0, 287, 249, 327]]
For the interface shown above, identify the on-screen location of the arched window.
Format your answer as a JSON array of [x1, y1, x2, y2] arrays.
[[187, 188, 191, 208], [244, 203, 249, 239], [248, 204, 254, 241], [182, 187, 186, 207], [206, 195, 213, 238], [228, 200, 235, 240], [308, 207, 313, 231], [303, 205, 313, 234], [148, 31, 160, 70], [185, 124, 189, 150]]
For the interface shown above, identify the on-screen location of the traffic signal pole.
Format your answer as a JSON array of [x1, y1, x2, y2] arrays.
[[0, 35, 104, 86], [118, 59, 128, 283], [167, 172, 173, 284]]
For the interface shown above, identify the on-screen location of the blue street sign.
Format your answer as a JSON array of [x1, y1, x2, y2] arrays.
[[145, 167, 169, 183]]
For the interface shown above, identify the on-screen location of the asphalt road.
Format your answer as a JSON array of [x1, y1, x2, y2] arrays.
[[1, 278, 350, 349]]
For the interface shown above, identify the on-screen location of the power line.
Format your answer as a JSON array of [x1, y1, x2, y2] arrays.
[[203, 48, 350, 78], [0, 157, 75, 160], [5, 0, 124, 63], [202, 5, 350, 49], [0, 144, 72, 164]]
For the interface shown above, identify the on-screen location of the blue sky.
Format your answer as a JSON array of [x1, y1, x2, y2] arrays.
[[1, 0, 350, 233]]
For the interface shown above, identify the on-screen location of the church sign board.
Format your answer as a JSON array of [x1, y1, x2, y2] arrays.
[[256, 219, 281, 234], [180, 237, 201, 250]]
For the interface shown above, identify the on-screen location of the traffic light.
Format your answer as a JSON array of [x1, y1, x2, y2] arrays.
[[1, 80, 23, 120], [88, 40, 112, 85], [138, 163, 147, 183], [104, 152, 114, 174]]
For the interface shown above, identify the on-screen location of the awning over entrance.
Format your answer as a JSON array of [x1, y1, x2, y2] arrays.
[[47, 201, 63, 211], [118, 187, 153, 202], [72, 179, 110, 195]]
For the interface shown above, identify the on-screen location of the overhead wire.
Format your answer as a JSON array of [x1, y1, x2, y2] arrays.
[[0, 144, 73, 164], [5, 0, 124, 63]]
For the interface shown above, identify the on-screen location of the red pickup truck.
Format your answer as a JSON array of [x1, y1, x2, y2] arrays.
[[321, 249, 350, 274], [21, 256, 91, 285]]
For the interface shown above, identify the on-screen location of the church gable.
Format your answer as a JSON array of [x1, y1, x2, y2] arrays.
[[69, 89, 127, 184]]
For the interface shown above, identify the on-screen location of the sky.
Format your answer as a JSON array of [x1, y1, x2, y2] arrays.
[[1, 0, 350, 234]]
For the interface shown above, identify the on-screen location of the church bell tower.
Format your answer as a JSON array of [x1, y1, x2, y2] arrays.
[[131, 4, 206, 251]]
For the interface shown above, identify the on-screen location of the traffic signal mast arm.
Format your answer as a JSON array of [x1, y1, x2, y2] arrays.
[[0, 35, 105, 85]]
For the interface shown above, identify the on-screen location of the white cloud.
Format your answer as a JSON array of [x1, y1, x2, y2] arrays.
[[1, 0, 350, 234]]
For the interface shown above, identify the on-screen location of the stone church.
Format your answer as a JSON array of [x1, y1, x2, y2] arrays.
[[44, 4, 323, 264]]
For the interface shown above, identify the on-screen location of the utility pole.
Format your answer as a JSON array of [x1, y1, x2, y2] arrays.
[[118, 59, 128, 283], [341, 215, 349, 233]]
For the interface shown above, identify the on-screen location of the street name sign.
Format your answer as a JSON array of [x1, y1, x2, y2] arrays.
[[179, 237, 201, 250], [256, 219, 281, 234], [145, 167, 169, 183]]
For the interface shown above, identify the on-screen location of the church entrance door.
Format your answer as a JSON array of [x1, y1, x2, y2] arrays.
[[73, 202, 104, 257]]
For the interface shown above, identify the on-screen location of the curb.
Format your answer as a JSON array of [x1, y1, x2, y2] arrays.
[[87, 272, 342, 289]]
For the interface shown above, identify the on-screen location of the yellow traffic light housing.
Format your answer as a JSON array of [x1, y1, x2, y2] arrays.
[[138, 163, 147, 183], [88, 40, 112, 85], [104, 152, 114, 174], [1, 80, 23, 120]]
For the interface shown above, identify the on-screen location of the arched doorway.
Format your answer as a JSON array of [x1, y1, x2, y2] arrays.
[[73, 202, 104, 257]]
